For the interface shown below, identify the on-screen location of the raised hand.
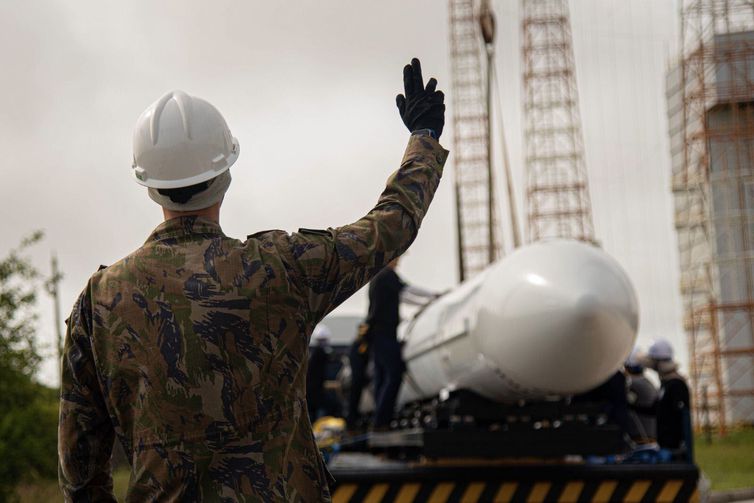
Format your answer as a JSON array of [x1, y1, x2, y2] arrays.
[[395, 58, 445, 139]]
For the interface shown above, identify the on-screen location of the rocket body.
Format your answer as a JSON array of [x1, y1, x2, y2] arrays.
[[397, 240, 639, 405]]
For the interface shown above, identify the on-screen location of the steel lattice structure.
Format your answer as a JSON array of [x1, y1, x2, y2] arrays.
[[449, 0, 501, 281], [669, 0, 754, 432], [521, 0, 594, 243]]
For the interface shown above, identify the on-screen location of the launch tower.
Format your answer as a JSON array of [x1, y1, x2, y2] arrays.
[[521, 0, 594, 243], [449, 0, 502, 281]]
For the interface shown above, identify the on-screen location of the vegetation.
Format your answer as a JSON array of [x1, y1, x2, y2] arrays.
[[695, 428, 754, 491], [16, 467, 130, 502], [0, 233, 59, 501]]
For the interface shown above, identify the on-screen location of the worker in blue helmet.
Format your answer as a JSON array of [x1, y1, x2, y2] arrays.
[[624, 348, 658, 443]]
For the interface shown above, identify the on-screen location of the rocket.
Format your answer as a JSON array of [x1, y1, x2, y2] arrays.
[[397, 240, 639, 405]]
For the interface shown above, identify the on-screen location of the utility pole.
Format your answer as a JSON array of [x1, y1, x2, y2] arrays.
[[49, 254, 64, 380], [480, 1, 497, 265], [480, 0, 522, 251]]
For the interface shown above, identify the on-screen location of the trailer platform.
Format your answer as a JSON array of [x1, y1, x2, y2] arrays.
[[328, 454, 700, 502]]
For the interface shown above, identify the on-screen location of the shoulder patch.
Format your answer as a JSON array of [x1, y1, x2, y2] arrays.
[[246, 230, 281, 240], [297, 228, 331, 236], [98, 264, 108, 271]]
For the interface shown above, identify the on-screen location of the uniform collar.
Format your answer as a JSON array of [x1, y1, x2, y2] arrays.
[[146, 216, 226, 244]]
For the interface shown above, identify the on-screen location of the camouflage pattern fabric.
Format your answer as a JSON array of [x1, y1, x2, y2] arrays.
[[58, 135, 449, 502]]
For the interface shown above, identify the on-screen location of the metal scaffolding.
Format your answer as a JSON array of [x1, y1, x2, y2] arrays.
[[449, 0, 501, 282], [669, 0, 754, 431], [521, 0, 594, 243]]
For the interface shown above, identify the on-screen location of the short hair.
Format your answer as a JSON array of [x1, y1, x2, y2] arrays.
[[157, 180, 210, 204]]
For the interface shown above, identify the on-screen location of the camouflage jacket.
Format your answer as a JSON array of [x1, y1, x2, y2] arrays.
[[58, 135, 448, 502]]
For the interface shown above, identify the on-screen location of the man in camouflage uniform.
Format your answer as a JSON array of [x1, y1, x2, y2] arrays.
[[58, 58, 448, 501]]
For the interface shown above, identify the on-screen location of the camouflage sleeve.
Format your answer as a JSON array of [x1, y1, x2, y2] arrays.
[[285, 134, 448, 321], [58, 287, 117, 503]]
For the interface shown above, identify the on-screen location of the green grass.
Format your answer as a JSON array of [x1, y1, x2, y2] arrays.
[[113, 469, 130, 499], [15, 480, 60, 503], [695, 428, 754, 491], [16, 468, 129, 502]]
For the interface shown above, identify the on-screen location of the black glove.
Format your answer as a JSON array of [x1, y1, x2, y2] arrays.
[[396, 58, 445, 139]]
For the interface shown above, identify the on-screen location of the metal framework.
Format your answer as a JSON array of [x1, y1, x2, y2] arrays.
[[449, 0, 501, 281], [521, 0, 594, 243], [670, 0, 754, 431]]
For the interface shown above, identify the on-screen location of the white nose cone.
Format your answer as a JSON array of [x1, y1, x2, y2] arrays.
[[476, 240, 639, 396]]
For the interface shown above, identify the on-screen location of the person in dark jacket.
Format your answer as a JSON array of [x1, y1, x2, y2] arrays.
[[625, 349, 658, 443], [307, 324, 333, 422], [366, 258, 437, 428], [346, 323, 371, 429], [646, 338, 692, 459]]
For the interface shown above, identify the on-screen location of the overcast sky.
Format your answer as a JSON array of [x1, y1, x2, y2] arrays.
[[0, 0, 682, 386]]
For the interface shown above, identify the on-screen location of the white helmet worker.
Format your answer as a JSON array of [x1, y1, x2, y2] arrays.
[[625, 347, 645, 371], [132, 90, 239, 189], [648, 338, 674, 361], [312, 324, 332, 344]]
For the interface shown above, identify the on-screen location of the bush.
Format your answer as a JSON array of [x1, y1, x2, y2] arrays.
[[0, 378, 59, 497]]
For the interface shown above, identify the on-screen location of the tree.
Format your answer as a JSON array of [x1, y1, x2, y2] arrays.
[[0, 232, 43, 375], [0, 232, 59, 500]]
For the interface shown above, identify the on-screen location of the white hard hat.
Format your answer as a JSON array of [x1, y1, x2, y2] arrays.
[[312, 324, 332, 342], [625, 347, 644, 368], [132, 90, 240, 189], [648, 338, 674, 361]]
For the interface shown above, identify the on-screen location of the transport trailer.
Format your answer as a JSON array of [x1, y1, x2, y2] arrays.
[[328, 459, 700, 503], [323, 396, 700, 502], [323, 242, 699, 501]]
